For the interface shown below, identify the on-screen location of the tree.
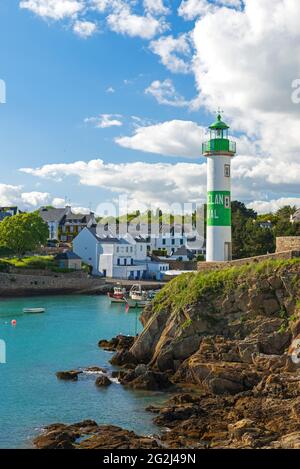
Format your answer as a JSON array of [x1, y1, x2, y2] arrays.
[[0, 212, 49, 257]]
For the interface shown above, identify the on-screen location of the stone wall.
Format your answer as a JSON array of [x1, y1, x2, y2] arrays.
[[276, 237, 300, 252], [197, 250, 300, 273], [0, 272, 106, 297], [165, 259, 197, 271]]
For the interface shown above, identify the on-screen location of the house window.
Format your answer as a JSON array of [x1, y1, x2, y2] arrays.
[[124, 258, 127, 266], [224, 195, 231, 208], [172, 239, 175, 245], [224, 164, 230, 177], [180, 239, 183, 245], [162, 239, 166, 245], [117, 258, 120, 265], [116, 247, 119, 253]]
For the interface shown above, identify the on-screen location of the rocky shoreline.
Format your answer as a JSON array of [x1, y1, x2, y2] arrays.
[[34, 260, 300, 449]]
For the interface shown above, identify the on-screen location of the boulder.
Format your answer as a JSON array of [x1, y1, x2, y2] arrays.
[[95, 375, 112, 387], [126, 371, 172, 391], [56, 370, 82, 381]]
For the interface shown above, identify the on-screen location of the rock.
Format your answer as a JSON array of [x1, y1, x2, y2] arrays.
[[83, 366, 107, 373], [110, 350, 137, 366], [126, 371, 173, 391], [34, 422, 162, 449], [98, 335, 134, 352], [134, 364, 149, 376], [263, 298, 280, 315], [95, 375, 112, 387], [56, 370, 82, 381], [228, 419, 258, 438]]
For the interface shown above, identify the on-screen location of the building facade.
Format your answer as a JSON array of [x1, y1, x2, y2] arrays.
[[38, 206, 97, 242], [73, 228, 169, 280]]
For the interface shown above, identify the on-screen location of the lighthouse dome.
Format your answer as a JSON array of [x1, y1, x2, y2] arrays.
[[209, 114, 229, 130]]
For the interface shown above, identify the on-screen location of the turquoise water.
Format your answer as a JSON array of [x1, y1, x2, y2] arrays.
[[0, 295, 166, 448]]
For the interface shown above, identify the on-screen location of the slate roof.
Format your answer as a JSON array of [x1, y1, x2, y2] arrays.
[[38, 208, 68, 223], [55, 251, 82, 260]]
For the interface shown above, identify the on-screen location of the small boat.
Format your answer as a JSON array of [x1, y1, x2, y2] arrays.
[[23, 308, 46, 314], [125, 284, 151, 308], [107, 283, 127, 304]]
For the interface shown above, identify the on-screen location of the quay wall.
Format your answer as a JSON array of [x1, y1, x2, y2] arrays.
[[0, 272, 106, 297], [197, 250, 300, 273]]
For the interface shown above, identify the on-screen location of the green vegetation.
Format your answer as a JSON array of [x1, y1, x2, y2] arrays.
[[0, 255, 80, 274], [0, 212, 48, 257], [232, 202, 300, 260], [153, 258, 300, 316]]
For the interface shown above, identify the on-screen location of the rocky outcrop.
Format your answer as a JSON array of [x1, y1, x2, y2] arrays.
[[98, 335, 135, 352], [34, 421, 161, 449], [37, 259, 300, 449]]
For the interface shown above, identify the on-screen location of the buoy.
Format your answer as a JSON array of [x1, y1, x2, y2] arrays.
[[11, 319, 17, 326]]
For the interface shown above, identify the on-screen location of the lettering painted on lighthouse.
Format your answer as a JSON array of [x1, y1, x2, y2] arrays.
[[207, 190, 231, 226]]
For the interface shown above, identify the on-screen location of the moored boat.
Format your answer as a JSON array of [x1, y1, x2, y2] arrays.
[[107, 283, 127, 304], [125, 284, 151, 308], [23, 308, 46, 314]]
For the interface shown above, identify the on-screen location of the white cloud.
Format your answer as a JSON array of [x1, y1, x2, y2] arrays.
[[116, 120, 207, 158], [0, 184, 63, 210], [145, 79, 189, 107], [106, 86, 115, 93], [247, 198, 300, 214], [84, 114, 123, 128], [20, 0, 84, 20], [73, 20, 97, 37], [19, 159, 208, 209], [178, 0, 242, 20], [150, 33, 192, 73], [143, 0, 170, 15], [107, 8, 168, 39]]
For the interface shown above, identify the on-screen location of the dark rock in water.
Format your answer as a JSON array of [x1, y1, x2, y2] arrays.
[[98, 335, 135, 352], [83, 366, 107, 373], [56, 370, 82, 381], [95, 375, 112, 387], [33, 422, 161, 449]]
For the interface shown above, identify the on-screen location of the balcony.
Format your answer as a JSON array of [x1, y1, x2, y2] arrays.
[[202, 139, 236, 155]]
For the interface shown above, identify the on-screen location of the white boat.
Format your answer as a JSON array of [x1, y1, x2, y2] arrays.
[[125, 284, 151, 308], [107, 283, 127, 304], [23, 308, 46, 314]]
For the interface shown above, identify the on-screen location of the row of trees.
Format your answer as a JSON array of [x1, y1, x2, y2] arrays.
[[232, 202, 300, 259]]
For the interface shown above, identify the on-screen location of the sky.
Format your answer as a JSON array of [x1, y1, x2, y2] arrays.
[[0, 0, 300, 216]]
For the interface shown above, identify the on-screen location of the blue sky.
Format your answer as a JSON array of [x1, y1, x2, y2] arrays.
[[0, 0, 300, 215]]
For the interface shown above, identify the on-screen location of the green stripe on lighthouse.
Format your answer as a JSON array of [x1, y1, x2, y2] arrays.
[[207, 191, 231, 226]]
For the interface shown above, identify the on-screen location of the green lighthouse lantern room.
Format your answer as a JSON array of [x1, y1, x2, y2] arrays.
[[202, 113, 236, 156]]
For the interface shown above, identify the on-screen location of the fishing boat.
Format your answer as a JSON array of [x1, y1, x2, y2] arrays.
[[125, 284, 151, 308], [107, 283, 127, 304], [23, 308, 46, 314]]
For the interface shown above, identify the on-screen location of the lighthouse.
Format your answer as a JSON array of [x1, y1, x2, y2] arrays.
[[202, 113, 236, 262]]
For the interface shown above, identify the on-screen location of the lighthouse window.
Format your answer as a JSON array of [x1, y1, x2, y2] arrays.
[[224, 196, 230, 208], [224, 164, 230, 177]]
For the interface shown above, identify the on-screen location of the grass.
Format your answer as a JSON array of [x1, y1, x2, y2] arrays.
[[0, 255, 87, 274], [153, 257, 300, 316]]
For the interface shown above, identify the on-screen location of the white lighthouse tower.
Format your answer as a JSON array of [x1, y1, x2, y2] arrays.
[[202, 113, 236, 262]]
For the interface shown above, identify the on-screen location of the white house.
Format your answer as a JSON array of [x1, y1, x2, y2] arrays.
[[73, 227, 169, 280], [97, 220, 205, 257]]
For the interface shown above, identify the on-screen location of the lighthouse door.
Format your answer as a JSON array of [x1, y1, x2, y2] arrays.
[[224, 242, 232, 261]]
